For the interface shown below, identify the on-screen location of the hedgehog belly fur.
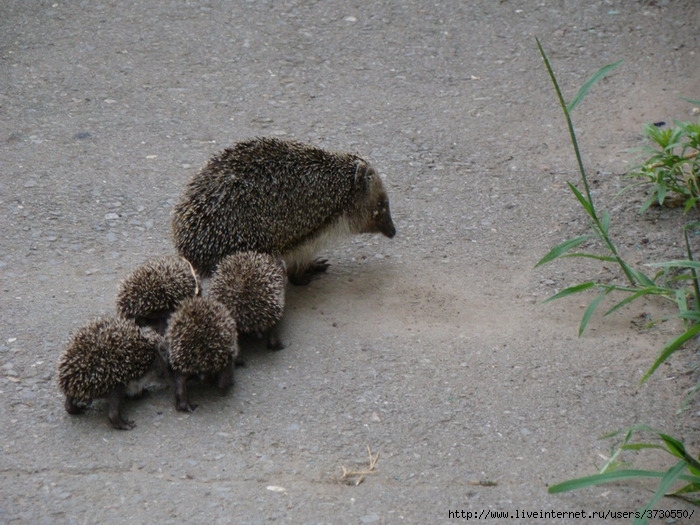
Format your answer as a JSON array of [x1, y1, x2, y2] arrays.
[[282, 215, 354, 276]]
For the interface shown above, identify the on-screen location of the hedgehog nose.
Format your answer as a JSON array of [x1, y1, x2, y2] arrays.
[[380, 217, 396, 238]]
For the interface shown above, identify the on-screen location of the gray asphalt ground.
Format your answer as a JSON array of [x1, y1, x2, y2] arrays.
[[2, 1, 700, 523]]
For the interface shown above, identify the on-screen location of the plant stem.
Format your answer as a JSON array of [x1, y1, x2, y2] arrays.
[[536, 38, 637, 286], [684, 227, 700, 314]]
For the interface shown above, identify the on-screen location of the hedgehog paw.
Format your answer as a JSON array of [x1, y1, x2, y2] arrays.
[[64, 397, 86, 415], [310, 258, 330, 272], [216, 365, 234, 391], [288, 259, 330, 285], [109, 415, 135, 430], [266, 334, 285, 351], [177, 401, 198, 413]]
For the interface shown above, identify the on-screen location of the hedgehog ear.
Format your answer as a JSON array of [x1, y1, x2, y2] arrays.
[[354, 161, 375, 192]]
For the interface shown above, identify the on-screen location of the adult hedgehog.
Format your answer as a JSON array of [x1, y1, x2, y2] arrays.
[[172, 137, 396, 283]]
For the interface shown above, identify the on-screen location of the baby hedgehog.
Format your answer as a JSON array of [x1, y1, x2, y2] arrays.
[[57, 316, 161, 430], [172, 137, 396, 283], [164, 296, 239, 412], [210, 251, 287, 350], [116, 255, 200, 335]]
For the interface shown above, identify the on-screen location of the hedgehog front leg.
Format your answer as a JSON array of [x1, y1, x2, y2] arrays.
[[174, 372, 197, 412], [288, 258, 329, 285], [107, 385, 135, 430], [265, 324, 284, 351], [215, 360, 234, 391], [64, 396, 86, 415]]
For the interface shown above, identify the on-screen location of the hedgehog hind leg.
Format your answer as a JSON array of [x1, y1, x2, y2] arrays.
[[288, 258, 329, 285], [174, 372, 198, 412], [107, 385, 135, 430]]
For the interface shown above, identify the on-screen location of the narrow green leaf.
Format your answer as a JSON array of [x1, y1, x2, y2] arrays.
[[620, 443, 667, 452], [639, 193, 658, 214], [623, 265, 656, 287], [684, 230, 696, 267], [567, 182, 595, 218], [599, 429, 627, 440], [650, 259, 700, 270], [600, 424, 657, 441], [657, 183, 667, 206], [561, 253, 619, 263], [601, 210, 611, 236], [641, 323, 700, 383], [633, 461, 687, 525], [548, 468, 688, 494], [604, 288, 668, 317], [670, 482, 700, 498], [566, 60, 623, 113], [579, 288, 610, 336], [659, 434, 687, 460], [660, 434, 700, 472], [563, 252, 617, 262], [535, 236, 589, 267], [679, 311, 700, 321], [669, 494, 700, 505], [543, 282, 597, 303], [674, 288, 688, 317]]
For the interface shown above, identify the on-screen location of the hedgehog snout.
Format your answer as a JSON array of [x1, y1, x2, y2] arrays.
[[365, 203, 396, 238]]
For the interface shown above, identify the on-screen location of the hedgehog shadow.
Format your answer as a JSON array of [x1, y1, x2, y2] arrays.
[[283, 261, 398, 312], [235, 332, 289, 366]]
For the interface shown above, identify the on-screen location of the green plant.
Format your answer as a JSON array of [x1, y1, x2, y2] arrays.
[[534, 38, 700, 386], [536, 38, 700, 520], [548, 426, 700, 525], [626, 118, 700, 213]]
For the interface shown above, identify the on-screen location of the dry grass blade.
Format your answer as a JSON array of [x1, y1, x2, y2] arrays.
[[339, 445, 380, 486]]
